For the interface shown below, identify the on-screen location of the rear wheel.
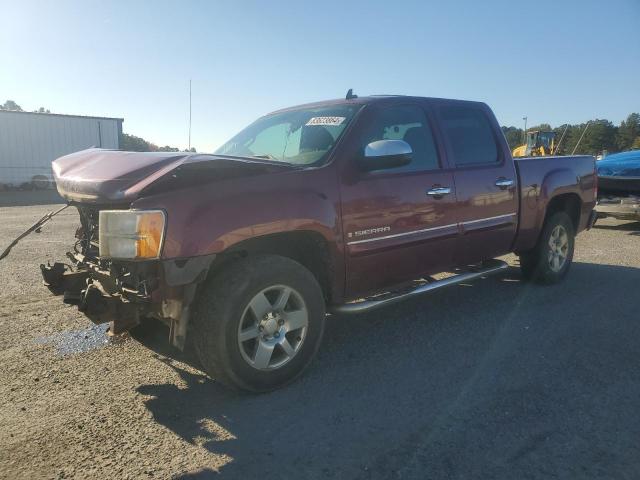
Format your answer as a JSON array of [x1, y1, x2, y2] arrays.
[[519, 211, 575, 284], [190, 254, 326, 392]]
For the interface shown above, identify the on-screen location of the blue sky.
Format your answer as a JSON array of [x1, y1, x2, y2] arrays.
[[1, 0, 638, 152]]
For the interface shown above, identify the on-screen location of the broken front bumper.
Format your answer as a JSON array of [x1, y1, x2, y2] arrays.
[[40, 252, 216, 349]]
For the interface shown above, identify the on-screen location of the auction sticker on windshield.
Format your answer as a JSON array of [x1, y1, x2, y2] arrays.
[[306, 116, 345, 126]]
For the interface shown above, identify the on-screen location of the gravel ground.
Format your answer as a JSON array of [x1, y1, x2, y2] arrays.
[[1, 202, 639, 479]]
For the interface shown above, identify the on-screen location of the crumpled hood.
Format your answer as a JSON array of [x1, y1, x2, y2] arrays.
[[53, 148, 293, 203], [596, 150, 640, 177]]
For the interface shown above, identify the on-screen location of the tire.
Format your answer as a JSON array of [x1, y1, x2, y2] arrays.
[[519, 211, 575, 284], [190, 254, 326, 392]]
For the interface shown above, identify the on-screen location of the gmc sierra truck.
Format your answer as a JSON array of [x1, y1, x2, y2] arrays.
[[43, 95, 597, 392]]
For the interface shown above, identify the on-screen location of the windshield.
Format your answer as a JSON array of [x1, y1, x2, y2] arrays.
[[215, 105, 361, 166]]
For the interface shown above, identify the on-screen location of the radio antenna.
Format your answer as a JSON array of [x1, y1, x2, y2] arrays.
[[188, 79, 192, 151]]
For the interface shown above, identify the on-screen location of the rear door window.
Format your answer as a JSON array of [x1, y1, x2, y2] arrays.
[[439, 105, 498, 166]]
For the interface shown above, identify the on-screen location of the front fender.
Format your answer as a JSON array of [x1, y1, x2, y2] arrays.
[[131, 165, 345, 295], [158, 189, 339, 258]]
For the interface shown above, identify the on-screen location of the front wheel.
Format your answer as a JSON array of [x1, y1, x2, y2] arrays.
[[190, 254, 326, 392], [519, 211, 575, 284]]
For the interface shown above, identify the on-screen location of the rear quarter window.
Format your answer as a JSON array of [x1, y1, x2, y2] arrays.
[[439, 105, 498, 166]]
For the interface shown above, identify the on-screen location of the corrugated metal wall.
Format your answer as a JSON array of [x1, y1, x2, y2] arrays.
[[0, 111, 122, 186]]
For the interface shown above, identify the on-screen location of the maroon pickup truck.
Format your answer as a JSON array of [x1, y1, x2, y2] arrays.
[[44, 95, 597, 392]]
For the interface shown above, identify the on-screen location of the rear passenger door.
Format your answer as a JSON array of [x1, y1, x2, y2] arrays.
[[340, 102, 458, 297], [434, 102, 518, 265]]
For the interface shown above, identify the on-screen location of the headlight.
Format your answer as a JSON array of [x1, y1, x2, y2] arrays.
[[98, 210, 166, 259]]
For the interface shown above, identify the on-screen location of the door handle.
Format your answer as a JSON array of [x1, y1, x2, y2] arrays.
[[495, 178, 514, 189], [426, 187, 452, 197]]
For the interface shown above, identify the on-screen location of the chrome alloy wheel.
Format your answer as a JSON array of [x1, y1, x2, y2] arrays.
[[237, 285, 308, 371], [548, 224, 569, 272]]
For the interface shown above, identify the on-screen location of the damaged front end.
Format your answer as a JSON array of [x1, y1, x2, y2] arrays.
[[41, 204, 215, 349], [40, 148, 290, 348]]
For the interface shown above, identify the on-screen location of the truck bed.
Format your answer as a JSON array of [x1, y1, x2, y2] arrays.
[[513, 155, 597, 252]]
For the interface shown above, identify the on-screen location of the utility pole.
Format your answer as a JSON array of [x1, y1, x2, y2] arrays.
[[188, 79, 192, 151], [522, 116, 528, 143]]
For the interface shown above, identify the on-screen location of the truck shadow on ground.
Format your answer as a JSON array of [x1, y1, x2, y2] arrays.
[[133, 262, 640, 479]]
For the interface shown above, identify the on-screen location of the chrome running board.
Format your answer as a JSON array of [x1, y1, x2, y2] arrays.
[[331, 259, 509, 314]]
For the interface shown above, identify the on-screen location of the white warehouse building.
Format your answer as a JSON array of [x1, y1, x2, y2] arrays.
[[0, 110, 123, 188]]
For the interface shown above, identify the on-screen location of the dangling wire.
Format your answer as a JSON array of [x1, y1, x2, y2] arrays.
[[0, 204, 69, 262]]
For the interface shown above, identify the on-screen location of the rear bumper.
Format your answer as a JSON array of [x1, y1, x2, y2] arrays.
[[595, 196, 640, 221], [40, 252, 216, 348]]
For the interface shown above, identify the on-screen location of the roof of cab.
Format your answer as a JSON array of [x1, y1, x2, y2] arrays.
[[269, 95, 397, 114], [268, 95, 488, 115]]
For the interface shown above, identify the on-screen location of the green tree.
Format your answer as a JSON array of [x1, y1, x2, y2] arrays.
[[528, 123, 552, 132], [563, 120, 616, 156], [550, 124, 571, 155], [1, 100, 22, 111], [121, 133, 153, 152], [501, 126, 523, 151], [615, 113, 640, 151], [121, 133, 190, 152], [501, 112, 640, 156], [582, 119, 616, 155], [556, 124, 583, 155]]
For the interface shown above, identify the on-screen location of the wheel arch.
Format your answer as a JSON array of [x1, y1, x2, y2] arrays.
[[544, 193, 582, 233], [210, 230, 339, 304]]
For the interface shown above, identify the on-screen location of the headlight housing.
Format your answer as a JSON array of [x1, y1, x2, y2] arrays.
[[98, 210, 166, 259]]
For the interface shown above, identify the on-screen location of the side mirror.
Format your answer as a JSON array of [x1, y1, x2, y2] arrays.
[[357, 140, 412, 172]]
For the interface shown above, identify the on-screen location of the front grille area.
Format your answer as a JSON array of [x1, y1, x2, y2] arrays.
[[75, 205, 128, 260], [75, 205, 100, 258]]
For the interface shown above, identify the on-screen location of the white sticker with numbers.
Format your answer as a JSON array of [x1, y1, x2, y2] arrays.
[[306, 116, 345, 126]]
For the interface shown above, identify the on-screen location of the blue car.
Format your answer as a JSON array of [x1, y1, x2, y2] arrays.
[[595, 150, 640, 221]]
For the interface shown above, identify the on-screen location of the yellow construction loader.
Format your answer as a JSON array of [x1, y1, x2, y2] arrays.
[[512, 130, 556, 157]]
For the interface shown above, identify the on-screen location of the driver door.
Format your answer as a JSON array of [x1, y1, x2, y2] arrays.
[[339, 103, 458, 298]]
